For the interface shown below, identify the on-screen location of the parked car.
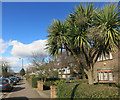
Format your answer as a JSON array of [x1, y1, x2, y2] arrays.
[[17, 76, 21, 81], [8, 78, 14, 86], [0, 78, 13, 92], [9, 77, 17, 85], [16, 77, 20, 82]]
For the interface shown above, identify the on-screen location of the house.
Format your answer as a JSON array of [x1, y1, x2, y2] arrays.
[[57, 63, 84, 79], [58, 66, 71, 78], [94, 47, 119, 83], [56, 46, 119, 82]]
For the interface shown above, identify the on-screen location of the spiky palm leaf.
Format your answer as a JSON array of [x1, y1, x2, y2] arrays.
[[46, 19, 67, 56], [93, 3, 120, 52]]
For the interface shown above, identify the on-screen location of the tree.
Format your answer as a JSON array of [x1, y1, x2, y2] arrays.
[[20, 68, 25, 76], [31, 53, 54, 84], [1, 61, 11, 78], [46, 3, 119, 84], [46, 19, 67, 56]]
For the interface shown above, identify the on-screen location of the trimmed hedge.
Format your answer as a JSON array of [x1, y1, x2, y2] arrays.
[[31, 77, 59, 88], [56, 83, 119, 98], [44, 78, 60, 86], [31, 77, 41, 88]]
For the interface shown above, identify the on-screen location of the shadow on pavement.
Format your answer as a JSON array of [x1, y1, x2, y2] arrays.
[[2, 98, 49, 100], [11, 87, 25, 92], [2, 97, 28, 100], [16, 83, 25, 85]]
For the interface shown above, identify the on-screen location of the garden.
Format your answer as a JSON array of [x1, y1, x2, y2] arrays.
[[25, 74, 119, 99]]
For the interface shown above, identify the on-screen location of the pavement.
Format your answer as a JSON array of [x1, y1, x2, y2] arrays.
[[1, 79, 51, 100], [34, 88, 50, 98]]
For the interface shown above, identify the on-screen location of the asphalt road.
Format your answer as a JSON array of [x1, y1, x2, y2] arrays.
[[1, 79, 42, 100]]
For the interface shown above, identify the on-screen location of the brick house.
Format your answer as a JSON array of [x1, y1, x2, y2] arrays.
[[94, 47, 119, 83], [55, 47, 119, 81]]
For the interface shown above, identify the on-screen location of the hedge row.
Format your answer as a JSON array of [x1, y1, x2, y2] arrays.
[[31, 77, 41, 88], [31, 77, 60, 88], [56, 83, 119, 98]]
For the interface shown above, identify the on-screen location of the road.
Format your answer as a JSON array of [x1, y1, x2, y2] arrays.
[[1, 79, 43, 100]]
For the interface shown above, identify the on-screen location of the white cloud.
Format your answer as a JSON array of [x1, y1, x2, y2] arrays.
[[0, 38, 10, 54], [0, 56, 29, 72], [0, 39, 48, 72], [0, 56, 20, 66], [10, 39, 48, 58]]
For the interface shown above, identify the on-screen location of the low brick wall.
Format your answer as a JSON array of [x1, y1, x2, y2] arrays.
[[37, 81, 43, 90], [50, 85, 57, 98]]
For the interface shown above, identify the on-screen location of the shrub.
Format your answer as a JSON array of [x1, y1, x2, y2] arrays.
[[50, 71, 58, 78], [56, 83, 119, 99], [31, 77, 40, 88], [54, 79, 66, 86], [115, 83, 120, 88], [44, 78, 60, 88], [25, 74, 31, 80]]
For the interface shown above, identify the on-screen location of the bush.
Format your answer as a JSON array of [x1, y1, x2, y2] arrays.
[[44, 78, 60, 87], [25, 74, 31, 80], [50, 71, 58, 78], [115, 83, 120, 88], [56, 83, 119, 98], [31, 77, 40, 88]]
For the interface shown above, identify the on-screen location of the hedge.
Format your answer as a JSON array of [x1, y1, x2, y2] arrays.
[[31, 77, 59, 88], [31, 77, 41, 88], [56, 83, 119, 99]]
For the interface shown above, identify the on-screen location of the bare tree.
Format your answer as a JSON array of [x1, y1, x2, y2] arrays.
[[30, 53, 54, 84], [0, 61, 11, 78]]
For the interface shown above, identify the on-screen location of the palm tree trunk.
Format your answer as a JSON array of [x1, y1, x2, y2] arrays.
[[84, 68, 94, 84]]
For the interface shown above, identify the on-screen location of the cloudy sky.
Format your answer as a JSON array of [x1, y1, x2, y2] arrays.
[[1, 2, 114, 72]]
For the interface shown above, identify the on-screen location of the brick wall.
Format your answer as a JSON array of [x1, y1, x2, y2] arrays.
[[37, 81, 43, 90], [50, 85, 57, 98], [94, 47, 119, 83]]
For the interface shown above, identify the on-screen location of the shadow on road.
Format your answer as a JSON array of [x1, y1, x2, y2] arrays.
[[2, 97, 28, 100]]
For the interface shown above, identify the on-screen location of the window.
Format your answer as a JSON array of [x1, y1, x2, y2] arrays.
[[98, 71, 114, 81], [109, 72, 113, 81], [97, 52, 113, 61], [109, 52, 113, 59], [98, 72, 101, 80], [104, 72, 108, 80], [100, 72, 103, 80]]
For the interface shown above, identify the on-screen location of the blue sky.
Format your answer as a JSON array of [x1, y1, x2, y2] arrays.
[[1, 2, 117, 72], [2, 2, 112, 44]]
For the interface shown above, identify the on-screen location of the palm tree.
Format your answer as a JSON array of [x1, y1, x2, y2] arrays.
[[93, 3, 119, 50], [64, 3, 97, 84], [46, 19, 67, 57], [46, 3, 119, 84]]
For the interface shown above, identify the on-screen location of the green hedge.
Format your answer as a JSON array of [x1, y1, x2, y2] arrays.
[[56, 83, 119, 98], [44, 78, 60, 86], [31, 77, 41, 88]]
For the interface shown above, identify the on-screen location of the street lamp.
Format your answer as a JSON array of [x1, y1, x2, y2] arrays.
[[19, 58, 23, 69]]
